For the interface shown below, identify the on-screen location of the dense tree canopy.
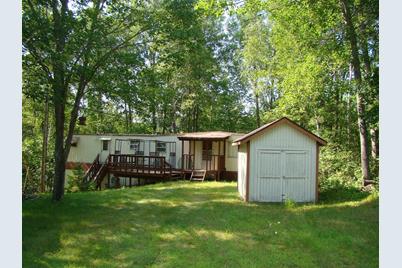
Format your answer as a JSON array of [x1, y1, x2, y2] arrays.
[[23, 0, 378, 199]]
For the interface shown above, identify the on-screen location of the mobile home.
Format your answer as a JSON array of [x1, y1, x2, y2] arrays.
[[66, 132, 242, 188]]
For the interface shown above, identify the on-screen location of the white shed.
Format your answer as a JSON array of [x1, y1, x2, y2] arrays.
[[232, 117, 327, 203]]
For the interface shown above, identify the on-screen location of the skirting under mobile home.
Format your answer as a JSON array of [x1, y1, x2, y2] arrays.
[[233, 117, 327, 203]]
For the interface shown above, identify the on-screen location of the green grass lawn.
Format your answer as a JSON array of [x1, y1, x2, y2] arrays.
[[23, 181, 378, 268]]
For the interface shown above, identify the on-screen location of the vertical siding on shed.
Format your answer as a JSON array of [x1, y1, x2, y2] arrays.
[[249, 123, 317, 202], [237, 143, 247, 200], [256, 150, 283, 202]]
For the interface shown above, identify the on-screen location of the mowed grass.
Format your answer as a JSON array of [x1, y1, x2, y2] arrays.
[[23, 181, 378, 268]]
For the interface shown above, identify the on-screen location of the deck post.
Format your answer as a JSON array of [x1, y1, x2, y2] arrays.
[[222, 139, 226, 180], [217, 140, 221, 181], [115, 176, 121, 188], [193, 140, 195, 170], [181, 140, 184, 170]]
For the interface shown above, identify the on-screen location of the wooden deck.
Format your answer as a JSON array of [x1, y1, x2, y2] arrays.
[[84, 154, 182, 190], [83, 152, 234, 190]]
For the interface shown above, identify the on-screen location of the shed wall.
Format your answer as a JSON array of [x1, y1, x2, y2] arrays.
[[249, 124, 317, 202], [237, 143, 247, 200]]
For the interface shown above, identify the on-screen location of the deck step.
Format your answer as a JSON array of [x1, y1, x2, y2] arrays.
[[190, 170, 206, 182]]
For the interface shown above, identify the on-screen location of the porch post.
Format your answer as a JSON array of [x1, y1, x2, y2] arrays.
[[217, 140, 221, 181], [222, 139, 226, 180], [192, 140, 195, 170], [181, 140, 184, 170]]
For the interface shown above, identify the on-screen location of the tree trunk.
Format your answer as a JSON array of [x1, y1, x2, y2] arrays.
[[51, 0, 69, 201], [162, 108, 166, 134], [172, 101, 177, 133], [152, 108, 157, 133], [370, 128, 379, 159], [335, 77, 340, 139], [346, 65, 353, 148], [40, 94, 49, 192], [194, 105, 199, 132], [128, 104, 133, 131], [340, 0, 370, 184], [269, 80, 275, 110], [255, 92, 261, 128], [52, 91, 66, 201], [356, 95, 370, 183], [124, 102, 129, 132]]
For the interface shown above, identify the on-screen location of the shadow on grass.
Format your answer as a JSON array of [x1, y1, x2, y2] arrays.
[[22, 181, 378, 267], [319, 186, 374, 204]]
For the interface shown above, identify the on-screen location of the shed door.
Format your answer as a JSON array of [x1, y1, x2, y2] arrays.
[[282, 151, 308, 202], [257, 150, 282, 202], [257, 149, 308, 202]]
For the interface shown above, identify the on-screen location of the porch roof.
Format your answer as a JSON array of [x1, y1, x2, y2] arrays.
[[177, 131, 232, 141]]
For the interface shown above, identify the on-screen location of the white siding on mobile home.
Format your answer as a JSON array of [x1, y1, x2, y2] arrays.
[[225, 134, 243, 172], [67, 134, 182, 167]]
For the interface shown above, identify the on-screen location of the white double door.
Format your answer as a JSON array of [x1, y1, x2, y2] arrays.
[[257, 149, 309, 202]]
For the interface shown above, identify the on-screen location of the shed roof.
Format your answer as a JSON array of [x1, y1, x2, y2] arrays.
[[232, 117, 327, 146], [178, 131, 233, 140]]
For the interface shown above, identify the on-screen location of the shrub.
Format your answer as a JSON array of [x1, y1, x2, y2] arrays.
[[284, 198, 296, 208], [66, 165, 96, 193], [319, 144, 362, 191]]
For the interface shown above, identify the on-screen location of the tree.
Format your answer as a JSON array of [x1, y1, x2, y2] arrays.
[[22, 0, 378, 197], [240, 12, 276, 128], [234, 0, 378, 186], [23, 0, 151, 200], [339, 0, 371, 184]]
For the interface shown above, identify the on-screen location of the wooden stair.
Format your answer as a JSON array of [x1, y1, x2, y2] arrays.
[[83, 154, 101, 182], [83, 154, 186, 189], [190, 170, 206, 182], [93, 163, 108, 189], [83, 154, 108, 190]]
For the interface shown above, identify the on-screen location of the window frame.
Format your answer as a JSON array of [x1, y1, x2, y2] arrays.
[[130, 139, 141, 151], [156, 141, 166, 153], [102, 140, 109, 151], [202, 141, 212, 161]]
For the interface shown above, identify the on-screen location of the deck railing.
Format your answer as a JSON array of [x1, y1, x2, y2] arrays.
[[183, 154, 195, 170], [183, 154, 224, 171], [107, 154, 172, 176], [83, 154, 101, 182], [205, 155, 224, 171]]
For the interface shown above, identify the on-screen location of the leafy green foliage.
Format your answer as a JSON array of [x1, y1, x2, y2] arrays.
[[319, 144, 362, 191], [22, 0, 378, 197], [284, 198, 296, 209], [65, 165, 96, 193], [237, 0, 378, 187], [22, 96, 54, 196]]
